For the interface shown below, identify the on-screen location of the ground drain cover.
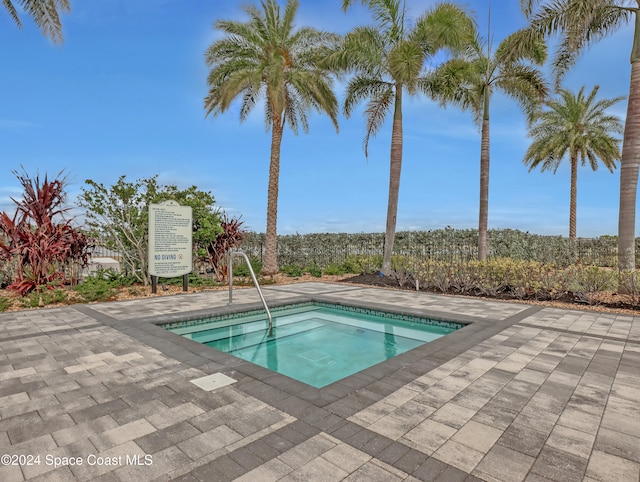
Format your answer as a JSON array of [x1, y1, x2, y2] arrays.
[[298, 349, 330, 362], [191, 373, 237, 391]]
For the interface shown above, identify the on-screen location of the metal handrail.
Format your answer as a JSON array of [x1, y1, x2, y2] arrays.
[[228, 249, 273, 332]]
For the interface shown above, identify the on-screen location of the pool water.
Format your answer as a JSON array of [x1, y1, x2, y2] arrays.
[[165, 303, 461, 388]]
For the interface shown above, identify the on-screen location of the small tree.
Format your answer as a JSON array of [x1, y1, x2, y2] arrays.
[[424, 27, 547, 260], [335, 0, 475, 275], [0, 170, 90, 295], [78, 175, 222, 285], [523, 85, 623, 239], [204, 0, 339, 275]]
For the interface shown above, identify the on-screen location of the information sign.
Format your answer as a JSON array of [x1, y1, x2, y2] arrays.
[[148, 201, 192, 277]]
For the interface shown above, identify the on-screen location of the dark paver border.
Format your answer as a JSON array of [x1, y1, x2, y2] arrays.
[[65, 287, 548, 480]]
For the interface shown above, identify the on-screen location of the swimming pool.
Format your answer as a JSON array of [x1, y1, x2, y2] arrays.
[[164, 302, 463, 388]]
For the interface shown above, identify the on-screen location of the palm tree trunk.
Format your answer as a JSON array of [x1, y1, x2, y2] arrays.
[[569, 151, 578, 240], [618, 18, 640, 273], [478, 87, 491, 261], [382, 85, 403, 275], [262, 117, 284, 275]]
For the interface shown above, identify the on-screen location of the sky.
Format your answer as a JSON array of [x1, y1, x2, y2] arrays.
[[0, 0, 634, 238]]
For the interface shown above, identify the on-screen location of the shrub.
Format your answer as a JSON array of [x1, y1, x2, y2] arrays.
[[240, 229, 630, 269], [619, 270, 640, 299], [306, 263, 322, 278], [414, 260, 453, 293], [0, 170, 91, 295], [281, 264, 303, 277], [74, 273, 119, 302], [93, 268, 135, 287], [0, 296, 12, 312], [19, 289, 68, 308], [389, 256, 418, 288], [206, 215, 245, 281], [165, 273, 218, 288], [342, 254, 382, 274], [570, 266, 617, 305], [323, 263, 347, 275], [233, 257, 262, 277]]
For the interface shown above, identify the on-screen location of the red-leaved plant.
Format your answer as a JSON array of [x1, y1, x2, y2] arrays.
[[0, 170, 91, 295], [206, 215, 245, 281]]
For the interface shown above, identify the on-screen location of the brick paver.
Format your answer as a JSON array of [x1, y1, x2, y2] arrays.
[[0, 282, 637, 481]]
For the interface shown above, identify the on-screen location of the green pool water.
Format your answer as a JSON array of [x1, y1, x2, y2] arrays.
[[165, 303, 462, 388]]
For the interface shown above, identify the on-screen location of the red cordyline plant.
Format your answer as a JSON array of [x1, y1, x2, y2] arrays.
[[206, 215, 245, 281], [0, 170, 91, 295]]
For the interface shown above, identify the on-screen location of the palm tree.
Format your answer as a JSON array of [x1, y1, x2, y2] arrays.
[[523, 85, 624, 239], [3, 0, 70, 43], [424, 27, 547, 260], [520, 0, 638, 271], [337, 0, 474, 275], [204, 0, 339, 275]]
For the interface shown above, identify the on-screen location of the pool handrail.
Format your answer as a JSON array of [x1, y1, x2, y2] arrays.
[[228, 249, 273, 333]]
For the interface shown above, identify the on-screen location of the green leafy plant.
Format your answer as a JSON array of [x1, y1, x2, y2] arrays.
[[323, 263, 347, 275], [0, 296, 12, 312], [79, 175, 223, 285], [74, 272, 120, 302], [571, 265, 616, 305], [281, 264, 303, 277], [342, 255, 382, 274], [232, 257, 262, 277], [19, 288, 68, 308], [165, 273, 219, 288], [240, 229, 628, 269], [306, 263, 322, 278]]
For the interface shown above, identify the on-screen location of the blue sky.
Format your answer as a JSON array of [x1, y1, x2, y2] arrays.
[[0, 0, 633, 237]]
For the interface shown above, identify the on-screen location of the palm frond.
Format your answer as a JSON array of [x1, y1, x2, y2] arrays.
[[420, 58, 482, 114], [332, 26, 388, 76], [495, 63, 549, 121], [4, 0, 70, 43], [524, 0, 632, 84], [3, 0, 21, 26], [524, 84, 624, 174], [388, 40, 424, 90], [343, 0, 405, 41], [495, 27, 547, 66], [204, 0, 338, 137], [412, 2, 476, 56], [344, 76, 393, 117], [362, 87, 394, 157]]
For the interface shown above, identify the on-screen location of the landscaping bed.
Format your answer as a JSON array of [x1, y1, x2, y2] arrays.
[[341, 271, 640, 314]]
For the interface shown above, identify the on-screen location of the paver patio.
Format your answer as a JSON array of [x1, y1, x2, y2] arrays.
[[0, 282, 638, 481]]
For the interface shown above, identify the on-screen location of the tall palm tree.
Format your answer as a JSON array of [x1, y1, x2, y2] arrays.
[[337, 0, 475, 275], [523, 85, 624, 239], [424, 27, 547, 260], [204, 0, 339, 275], [520, 0, 638, 271], [3, 0, 70, 43]]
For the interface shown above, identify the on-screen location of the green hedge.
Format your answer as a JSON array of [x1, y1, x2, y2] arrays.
[[240, 228, 628, 269]]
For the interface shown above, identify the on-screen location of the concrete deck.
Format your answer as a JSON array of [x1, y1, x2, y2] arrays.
[[0, 282, 638, 481]]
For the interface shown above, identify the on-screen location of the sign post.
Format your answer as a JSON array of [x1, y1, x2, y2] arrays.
[[148, 201, 193, 293]]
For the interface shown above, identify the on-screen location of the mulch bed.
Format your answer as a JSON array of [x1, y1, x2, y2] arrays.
[[340, 271, 640, 315]]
